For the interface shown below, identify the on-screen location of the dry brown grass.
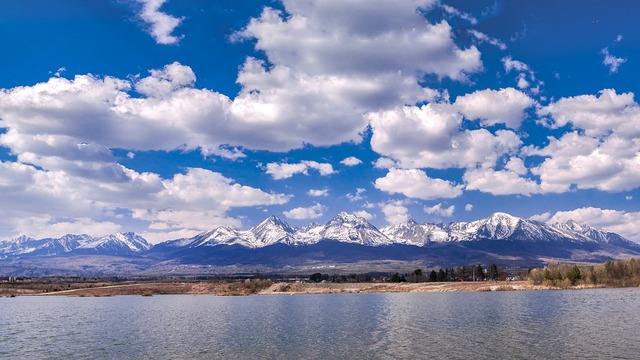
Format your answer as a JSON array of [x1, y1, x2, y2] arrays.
[[1, 279, 608, 298]]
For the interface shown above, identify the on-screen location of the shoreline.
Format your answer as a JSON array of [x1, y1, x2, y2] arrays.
[[1, 280, 622, 297]]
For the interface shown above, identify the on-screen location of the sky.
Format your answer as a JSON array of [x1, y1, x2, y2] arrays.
[[1, 0, 640, 243]]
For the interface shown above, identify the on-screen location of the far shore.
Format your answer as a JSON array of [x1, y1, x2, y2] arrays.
[[1, 280, 625, 298]]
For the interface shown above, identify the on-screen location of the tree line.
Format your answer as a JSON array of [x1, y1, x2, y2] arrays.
[[309, 263, 505, 283], [527, 258, 640, 288]]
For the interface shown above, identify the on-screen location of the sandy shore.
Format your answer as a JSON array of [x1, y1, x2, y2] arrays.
[[259, 281, 558, 294]]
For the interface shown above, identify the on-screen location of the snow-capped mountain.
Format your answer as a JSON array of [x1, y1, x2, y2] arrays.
[[1, 212, 638, 269], [318, 212, 393, 246], [252, 215, 297, 246], [1, 212, 639, 275], [380, 212, 640, 247], [78, 232, 153, 255], [0, 232, 150, 258], [158, 211, 637, 250], [171, 212, 393, 248]]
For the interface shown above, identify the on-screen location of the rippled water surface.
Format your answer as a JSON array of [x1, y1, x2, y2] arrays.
[[2, 288, 640, 359]]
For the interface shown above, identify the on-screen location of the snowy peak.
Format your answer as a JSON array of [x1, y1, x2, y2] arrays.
[[551, 220, 634, 245], [251, 215, 296, 246], [190, 226, 247, 247], [79, 232, 152, 254], [475, 212, 522, 239], [321, 212, 392, 246], [381, 221, 442, 246]]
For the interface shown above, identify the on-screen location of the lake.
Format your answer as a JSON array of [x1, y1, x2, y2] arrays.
[[1, 288, 639, 359]]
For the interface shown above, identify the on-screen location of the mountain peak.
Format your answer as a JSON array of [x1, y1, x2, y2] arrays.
[[322, 212, 391, 245]]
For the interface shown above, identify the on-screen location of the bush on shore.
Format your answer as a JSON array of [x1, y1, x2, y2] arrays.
[[528, 259, 640, 288]]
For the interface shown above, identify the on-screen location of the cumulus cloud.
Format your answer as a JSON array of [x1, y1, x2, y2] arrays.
[[236, 0, 481, 81], [463, 167, 540, 196], [373, 157, 397, 169], [340, 156, 363, 166], [0, 159, 289, 241], [375, 168, 463, 200], [265, 161, 335, 180], [454, 88, 534, 129], [135, 61, 196, 97], [369, 104, 522, 169], [308, 189, 329, 197], [137, 0, 184, 45], [504, 157, 528, 175], [529, 90, 640, 193], [283, 203, 326, 220], [537, 89, 640, 138], [601, 48, 627, 74], [424, 203, 455, 217], [547, 207, 640, 242], [527, 133, 640, 193], [465, 204, 474, 212], [381, 201, 410, 225]]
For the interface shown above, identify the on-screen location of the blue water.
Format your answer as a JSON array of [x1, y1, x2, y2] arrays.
[[1, 288, 639, 359]]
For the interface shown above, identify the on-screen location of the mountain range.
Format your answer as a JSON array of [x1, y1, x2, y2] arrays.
[[1, 212, 639, 275]]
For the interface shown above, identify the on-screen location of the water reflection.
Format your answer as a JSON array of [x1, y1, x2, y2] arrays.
[[1, 289, 640, 359]]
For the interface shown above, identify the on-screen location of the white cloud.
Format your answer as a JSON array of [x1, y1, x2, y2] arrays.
[[601, 48, 626, 74], [375, 168, 463, 200], [505, 157, 527, 175], [464, 167, 540, 196], [529, 212, 551, 223], [529, 90, 640, 193], [516, 74, 530, 89], [353, 210, 374, 221], [465, 204, 473, 212], [501, 56, 541, 94], [373, 157, 397, 169], [237, 1, 481, 81], [0, 160, 289, 240], [424, 203, 455, 217], [283, 203, 326, 220], [626, 196, 633, 200], [13, 217, 122, 240], [308, 189, 329, 197], [347, 188, 367, 202], [135, 61, 196, 98], [547, 207, 640, 242], [454, 88, 534, 129], [502, 56, 530, 73], [265, 160, 335, 180], [340, 156, 363, 166], [137, 0, 184, 45], [381, 201, 409, 225], [527, 133, 640, 193], [369, 104, 522, 169], [537, 89, 640, 138], [441, 4, 478, 25], [468, 30, 506, 50]]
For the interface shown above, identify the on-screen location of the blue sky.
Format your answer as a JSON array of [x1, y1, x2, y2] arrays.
[[1, 0, 639, 243]]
